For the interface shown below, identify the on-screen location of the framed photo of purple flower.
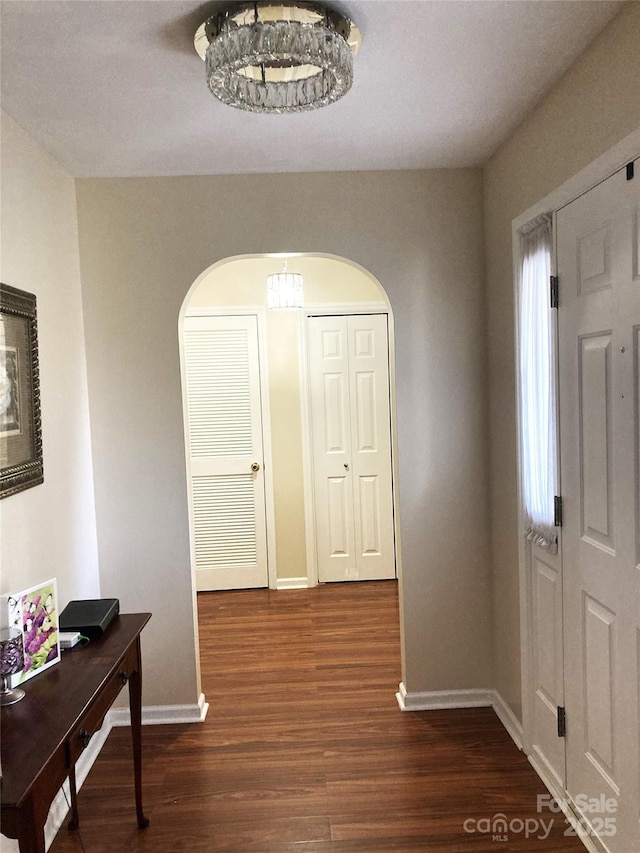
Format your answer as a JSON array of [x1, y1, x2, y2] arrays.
[[6, 578, 60, 686]]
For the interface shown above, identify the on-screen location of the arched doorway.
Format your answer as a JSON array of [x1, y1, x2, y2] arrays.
[[179, 253, 400, 592]]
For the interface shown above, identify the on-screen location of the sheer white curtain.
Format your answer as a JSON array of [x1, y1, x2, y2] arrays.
[[519, 215, 558, 553]]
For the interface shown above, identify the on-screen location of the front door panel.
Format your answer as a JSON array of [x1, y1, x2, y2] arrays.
[[558, 160, 639, 849]]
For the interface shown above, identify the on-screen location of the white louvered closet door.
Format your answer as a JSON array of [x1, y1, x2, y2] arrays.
[[184, 315, 268, 590]]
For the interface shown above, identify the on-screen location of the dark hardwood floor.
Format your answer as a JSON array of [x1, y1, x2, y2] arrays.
[[49, 581, 584, 852]]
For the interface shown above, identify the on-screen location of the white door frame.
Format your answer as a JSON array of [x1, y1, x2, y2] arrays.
[[298, 302, 400, 587], [180, 305, 278, 590], [512, 129, 640, 789]]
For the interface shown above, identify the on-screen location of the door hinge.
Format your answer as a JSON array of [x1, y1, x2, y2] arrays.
[[557, 706, 566, 738], [626, 161, 635, 181], [550, 275, 559, 309], [554, 495, 563, 528]]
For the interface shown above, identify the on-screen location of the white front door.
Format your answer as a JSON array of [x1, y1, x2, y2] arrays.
[[183, 314, 269, 591], [529, 541, 566, 791], [557, 160, 639, 848], [308, 314, 395, 583]]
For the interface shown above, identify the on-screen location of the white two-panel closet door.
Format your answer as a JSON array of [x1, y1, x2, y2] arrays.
[[184, 314, 269, 591], [308, 314, 395, 583]]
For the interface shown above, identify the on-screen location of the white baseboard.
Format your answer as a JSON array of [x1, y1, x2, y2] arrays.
[[109, 692, 209, 726], [528, 751, 568, 810], [275, 577, 309, 590], [396, 683, 494, 711], [491, 691, 523, 750], [396, 684, 523, 750]]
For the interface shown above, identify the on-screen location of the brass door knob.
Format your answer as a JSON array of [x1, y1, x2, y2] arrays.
[[251, 462, 261, 472]]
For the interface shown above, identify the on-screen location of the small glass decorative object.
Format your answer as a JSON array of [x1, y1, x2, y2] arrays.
[[0, 629, 26, 705]]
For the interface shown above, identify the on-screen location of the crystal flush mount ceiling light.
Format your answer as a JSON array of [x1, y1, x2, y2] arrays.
[[194, 2, 362, 113]]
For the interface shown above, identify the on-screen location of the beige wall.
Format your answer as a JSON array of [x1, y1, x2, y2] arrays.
[[187, 256, 384, 582], [484, 2, 640, 720], [0, 112, 100, 612], [75, 168, 491, 706]]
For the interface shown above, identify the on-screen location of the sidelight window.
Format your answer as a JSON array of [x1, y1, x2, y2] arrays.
[[518, 215, 558, 553]]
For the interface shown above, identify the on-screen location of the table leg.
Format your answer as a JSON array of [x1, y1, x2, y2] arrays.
[[129, 637, 149, 829], [18, 825, 45, 853], [16, 800, 46, 853], [67, 764, 80, 830]]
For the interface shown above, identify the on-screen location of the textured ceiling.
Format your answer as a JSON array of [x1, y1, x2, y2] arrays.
[[0, 0, 622, 177]]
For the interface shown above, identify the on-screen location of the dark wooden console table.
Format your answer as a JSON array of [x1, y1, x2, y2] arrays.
[[1, 613, 151, 853]]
